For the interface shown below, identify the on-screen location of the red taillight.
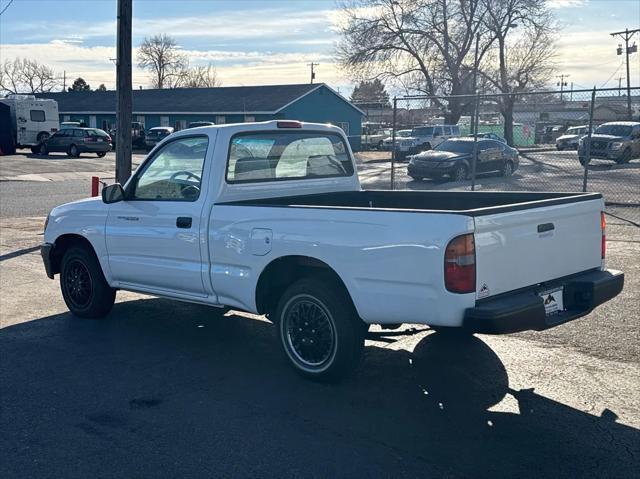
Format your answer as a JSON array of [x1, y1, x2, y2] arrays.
[[277, 120, 302, 128], [444, 233, 476, 293], [601, 211, 606, 259], [84, 137, 96, 143]]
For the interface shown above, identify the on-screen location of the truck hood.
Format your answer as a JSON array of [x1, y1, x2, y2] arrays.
[[50, 196, 104, 216], [588, 134, 625, 142]]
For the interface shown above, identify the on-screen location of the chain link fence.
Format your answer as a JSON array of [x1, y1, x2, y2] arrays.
[[355, 87, 640, 225]]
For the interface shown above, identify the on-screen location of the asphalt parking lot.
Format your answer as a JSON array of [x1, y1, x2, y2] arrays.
[[1, 148, 639, 478]]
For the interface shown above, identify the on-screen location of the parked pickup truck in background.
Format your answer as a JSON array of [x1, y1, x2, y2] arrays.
[[41, 120, 624, 381]]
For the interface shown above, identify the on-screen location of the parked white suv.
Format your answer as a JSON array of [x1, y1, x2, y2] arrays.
[[396, 125, 460, 158]]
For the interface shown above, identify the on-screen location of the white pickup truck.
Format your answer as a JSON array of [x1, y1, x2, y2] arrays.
[[41, 120, 624, 381]]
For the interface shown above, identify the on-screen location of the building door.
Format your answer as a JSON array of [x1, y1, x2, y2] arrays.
[[89, 116, 97, 128]]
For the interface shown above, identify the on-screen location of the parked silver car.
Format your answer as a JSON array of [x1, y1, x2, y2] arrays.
[[556, 125, 590, 151]]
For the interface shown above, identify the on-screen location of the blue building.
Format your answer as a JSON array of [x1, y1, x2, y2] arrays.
[[37, 83, 363, 150]]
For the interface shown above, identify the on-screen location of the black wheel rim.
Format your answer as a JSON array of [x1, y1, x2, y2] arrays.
[[455, 167, 466, 181], [505, 163, 512, 175], [283, 296, 336, 369], [64, 260, 92, 308]]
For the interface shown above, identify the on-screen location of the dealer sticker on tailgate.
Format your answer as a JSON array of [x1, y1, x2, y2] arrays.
[[539, 288, 564, 316]]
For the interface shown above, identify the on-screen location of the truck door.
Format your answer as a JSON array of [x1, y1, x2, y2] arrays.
[[105, 134, 212, 297]]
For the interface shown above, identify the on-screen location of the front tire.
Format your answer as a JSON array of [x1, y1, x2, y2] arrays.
[[276, 277, 365, 382], [60, 246, 116, 318], [450, 164, 468, 182], [68, 144, 80, 158], [616, 148, 632, 164], [96, 152, 107, 158]]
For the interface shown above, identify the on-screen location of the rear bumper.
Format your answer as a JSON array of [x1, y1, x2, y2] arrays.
[[41, 242, 55, 279], [80, 143, 111, 153], [463, 269, 624, 334]]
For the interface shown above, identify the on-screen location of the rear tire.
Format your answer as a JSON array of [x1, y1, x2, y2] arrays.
[[276, 276, 365, 382], [96, 152, 106, 158], [579, 156, 587, 166], [500, 160, 514, 177], [39, 143, 48, 156], [60, 246, 116, 318]]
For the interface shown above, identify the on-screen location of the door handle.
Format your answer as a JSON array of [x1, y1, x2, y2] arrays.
[[537, 223, 554, 233], [117, 216, 139, 221], [176, 217, 192, 229]]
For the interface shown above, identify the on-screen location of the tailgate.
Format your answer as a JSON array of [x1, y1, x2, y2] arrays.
[[474, 198, 603, 299]]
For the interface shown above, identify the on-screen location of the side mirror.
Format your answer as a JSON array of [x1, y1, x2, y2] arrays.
[[102, 183, 125, 204]]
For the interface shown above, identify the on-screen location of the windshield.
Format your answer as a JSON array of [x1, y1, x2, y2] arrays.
[[567, 127, 586, 135], [594, 124, 633, 137], [397, 130, 412, 137], [435, 140, 474, 154], [412, 127, 434, 136]]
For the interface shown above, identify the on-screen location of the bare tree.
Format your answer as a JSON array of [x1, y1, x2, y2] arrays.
[[337, 0, 492, 123], [173, 63, 221, 88], [480, 0, 557, 144], [137, 34, 188, 89], [0, 58, 59, 94]]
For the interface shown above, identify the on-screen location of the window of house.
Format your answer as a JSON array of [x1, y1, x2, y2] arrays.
[[226, 131, 353, 183], [244, 115, 255, 123], [30, 110, 45, 122], [216, 116, 226, 124], [338, 122, 350, 136], [174, 120, 187, 131], [160, 116, 170, 127]]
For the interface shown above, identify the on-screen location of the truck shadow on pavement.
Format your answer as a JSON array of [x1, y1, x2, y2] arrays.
[[1, 297, 638, 478]]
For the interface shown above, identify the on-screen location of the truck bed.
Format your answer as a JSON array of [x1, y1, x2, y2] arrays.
[[226, 190, 602, 216]]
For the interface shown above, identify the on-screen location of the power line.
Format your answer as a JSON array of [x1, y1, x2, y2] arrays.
[[0, 0, 15, 16], [599, 61, 625, 88]]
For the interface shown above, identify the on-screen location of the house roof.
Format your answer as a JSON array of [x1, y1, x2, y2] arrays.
[[36, 83, 363, 115]]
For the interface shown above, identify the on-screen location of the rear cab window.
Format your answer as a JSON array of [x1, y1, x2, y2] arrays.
[[226, 131, 354, 183]]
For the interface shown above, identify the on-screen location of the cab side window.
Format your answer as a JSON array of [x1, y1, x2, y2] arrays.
[[131, 136, 209, 201]]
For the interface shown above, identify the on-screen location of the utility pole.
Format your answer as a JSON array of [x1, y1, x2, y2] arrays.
[[616, 76, 625, 96], [62, 70, 66, 92], [611, 28, 639, 120], [570, 82, 574, 101], [115, 0, 132, 184], [556, 74, 569, 100], [307, 62, 319, 84]]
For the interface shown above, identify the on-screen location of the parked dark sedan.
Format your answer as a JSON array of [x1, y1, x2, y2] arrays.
[[39, 128, 111, 157], [408, 138, 519, 182]]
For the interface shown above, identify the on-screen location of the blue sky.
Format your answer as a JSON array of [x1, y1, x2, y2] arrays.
[[1, 0, 639, 93]]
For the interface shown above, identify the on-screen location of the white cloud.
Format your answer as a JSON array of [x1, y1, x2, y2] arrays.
[[0, 41, 347, 90], [547, 0, 588, 8]]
